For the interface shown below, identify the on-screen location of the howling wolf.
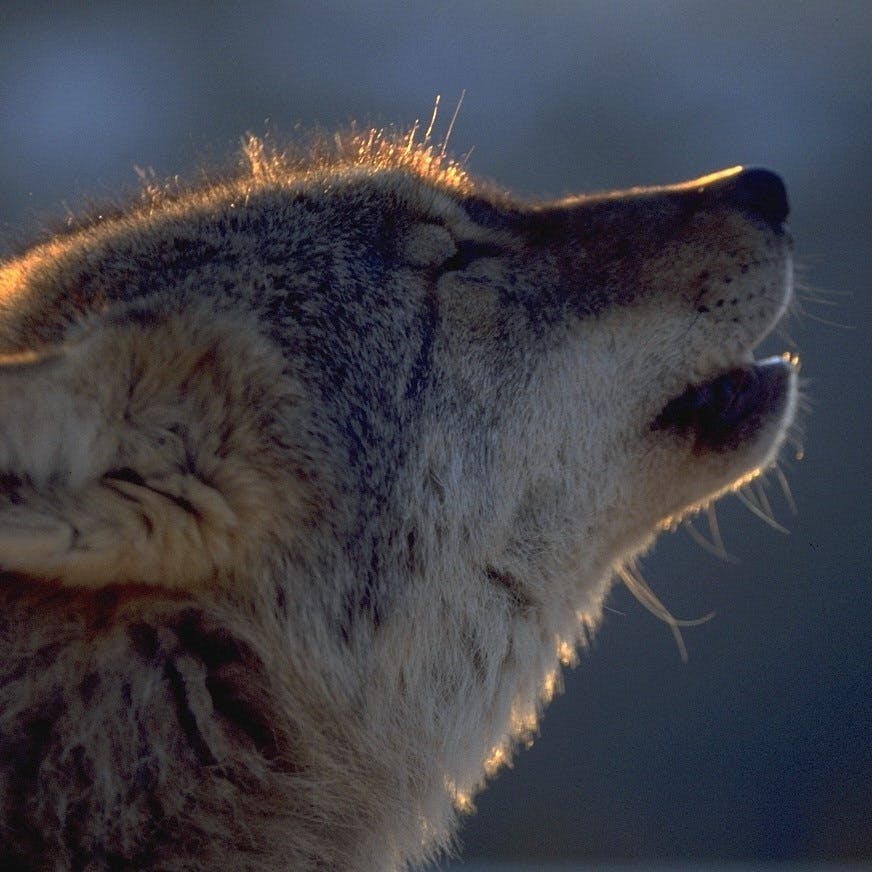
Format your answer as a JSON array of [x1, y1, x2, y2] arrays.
[[0, 131, 797, 870]]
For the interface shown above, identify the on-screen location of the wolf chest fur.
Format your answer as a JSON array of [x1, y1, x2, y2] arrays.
[[0, 133, 797, 869]]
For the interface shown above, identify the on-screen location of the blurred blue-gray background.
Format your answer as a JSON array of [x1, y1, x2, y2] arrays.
[[1, 2, 869, 867]]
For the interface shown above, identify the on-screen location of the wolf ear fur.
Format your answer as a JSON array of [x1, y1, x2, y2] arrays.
[[0, 306, 306, 591]]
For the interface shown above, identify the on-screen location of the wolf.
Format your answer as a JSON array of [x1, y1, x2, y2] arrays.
[[0, 130, 797, 869]]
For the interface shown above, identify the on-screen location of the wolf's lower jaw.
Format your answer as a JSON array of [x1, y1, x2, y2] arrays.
[[651, 353, 799, 453]]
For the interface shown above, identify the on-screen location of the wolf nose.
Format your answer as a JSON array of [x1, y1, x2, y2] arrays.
[[726, 168, 789, 228]]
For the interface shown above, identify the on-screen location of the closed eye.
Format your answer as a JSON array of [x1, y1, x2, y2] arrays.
[[440, 240, 507, 273]]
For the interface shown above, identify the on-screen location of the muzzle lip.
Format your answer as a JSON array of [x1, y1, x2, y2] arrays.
[[650, 355, 797, 453]]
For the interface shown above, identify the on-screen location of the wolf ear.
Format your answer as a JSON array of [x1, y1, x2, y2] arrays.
[[0, 308, 312, 591]]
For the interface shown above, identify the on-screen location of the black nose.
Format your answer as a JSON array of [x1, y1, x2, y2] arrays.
[[725, 167, 789, 228]]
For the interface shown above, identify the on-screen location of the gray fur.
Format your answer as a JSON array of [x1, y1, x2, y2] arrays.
[[0, 135, 797, 869]]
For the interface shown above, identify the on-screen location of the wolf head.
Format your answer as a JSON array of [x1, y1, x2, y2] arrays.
[[0, 135, 796, 867], [0, 146, 795, 607]]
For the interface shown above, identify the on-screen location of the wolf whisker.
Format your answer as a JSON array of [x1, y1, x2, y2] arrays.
[[772, 463, 798, 516], [683, 510, 737, 563], [736, 483, 790, 534], [618, 562, 715, 663]]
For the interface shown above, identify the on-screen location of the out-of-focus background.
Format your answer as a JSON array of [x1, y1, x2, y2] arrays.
[[1, 2, 869, 868]]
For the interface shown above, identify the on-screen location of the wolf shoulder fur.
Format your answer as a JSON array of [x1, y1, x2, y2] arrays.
[[0, 132, 798, 869]]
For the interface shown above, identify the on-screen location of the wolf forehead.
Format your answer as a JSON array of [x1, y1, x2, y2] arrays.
[[8, 130, 781, 353], [36, 131, 497, 256]]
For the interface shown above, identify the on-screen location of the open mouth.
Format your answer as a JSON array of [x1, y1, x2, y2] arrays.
[[651, 355, 798, 452]]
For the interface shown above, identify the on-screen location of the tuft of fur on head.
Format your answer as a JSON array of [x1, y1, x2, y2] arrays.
[[11, 119, 476, 255], [241, 124, 473, 191], [30, 122, 478, 254]]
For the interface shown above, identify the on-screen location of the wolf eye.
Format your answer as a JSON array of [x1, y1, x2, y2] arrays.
[[440, 240, 505, 273]]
